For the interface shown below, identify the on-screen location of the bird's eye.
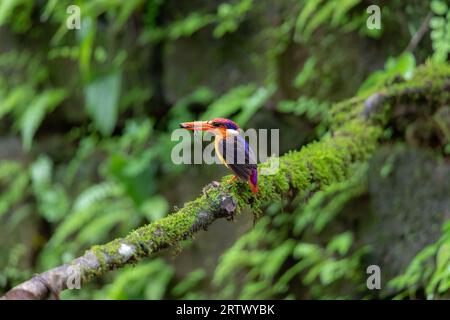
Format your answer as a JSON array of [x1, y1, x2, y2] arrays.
[[212, 122, 220, 127]]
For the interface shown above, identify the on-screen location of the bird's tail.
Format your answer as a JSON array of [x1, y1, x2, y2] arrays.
[[249, 169, 258, 194]]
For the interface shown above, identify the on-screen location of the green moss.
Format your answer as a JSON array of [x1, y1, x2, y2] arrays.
[[74, 63, 449, 282], [329, 62, 450, 130], [79, 118, 380, 280]]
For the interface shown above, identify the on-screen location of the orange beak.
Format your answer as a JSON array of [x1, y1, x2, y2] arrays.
[[179, 121, 213, 131]]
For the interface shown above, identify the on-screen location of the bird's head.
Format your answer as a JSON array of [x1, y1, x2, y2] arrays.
[[179, 118, 240, 137]]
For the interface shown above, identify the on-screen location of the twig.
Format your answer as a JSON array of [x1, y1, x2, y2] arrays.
[[404, 12, 432, 53]]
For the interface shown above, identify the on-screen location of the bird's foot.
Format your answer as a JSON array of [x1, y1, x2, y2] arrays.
[[202, 181, 221, 198]]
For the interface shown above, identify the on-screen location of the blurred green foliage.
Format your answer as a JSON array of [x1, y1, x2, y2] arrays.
[[430, 0, 450, 62], [0, 0, 448, 300], [389, 220, 450, 299], [358, 52, 416, 96], [213, 164, 370, 299]]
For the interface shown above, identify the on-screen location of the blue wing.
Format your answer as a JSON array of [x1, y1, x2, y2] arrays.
[[218, 135, 257, 181]]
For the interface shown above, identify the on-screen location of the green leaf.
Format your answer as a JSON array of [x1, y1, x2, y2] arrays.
[[358, 53, 416, 95], [30, 155, 69, 222], [436, 242, 450, 271], [327, 232, 353, 256], [0, 86, 31, 119], [168, 12, 216, 39], [30, 155, 52, 187], [76, 209, 128, 245], [201, 85, 255, 120], [171, 269, 206, 297], [73, 182, 121, 212], [37, 186, 69, 222], [430, 16, 446, 29], [331, 0, 360, 27], [115, 0, 146, 31], [0, 161, 29, 218], [144, 267, 174, 299], [357, 71, 384, 94], [77, 17, 96, 79], [260, 240, 295, 280], [240, 281, 271, 299], [293, 57, 317, 88], [294, 243, 321, 258], [213, 0, 253, 38], [0, 0, 27, 26], [141, 196, 169, 221], [99, 260, 174, 300], [85, 72, 122, 136], [295, 0, 324, 38], [235, 85, 275, 126], [19, 89, 67, 150], [431, 0, 448, 15], [107, 149, 157, 205], [303, 2, 336, 39], [391, 52, 416, 80]]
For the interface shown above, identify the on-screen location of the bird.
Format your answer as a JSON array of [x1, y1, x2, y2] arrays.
[[179, 118, 258, 194]]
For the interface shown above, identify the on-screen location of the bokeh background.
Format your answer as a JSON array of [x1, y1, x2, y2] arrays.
[[0, 0, 449, 299]]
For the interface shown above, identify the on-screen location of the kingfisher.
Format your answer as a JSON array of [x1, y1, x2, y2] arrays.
[[179, 118, 258, 194]]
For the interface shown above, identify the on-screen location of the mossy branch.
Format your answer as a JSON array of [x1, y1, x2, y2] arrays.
[[2, 63, 450, 300]]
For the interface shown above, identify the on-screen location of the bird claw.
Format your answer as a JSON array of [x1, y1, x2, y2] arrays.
[[203, 181, 221, 197]]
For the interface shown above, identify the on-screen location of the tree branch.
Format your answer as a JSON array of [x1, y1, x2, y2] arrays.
[[2, 63, 449, 300], [404, 12, 432, 53]]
